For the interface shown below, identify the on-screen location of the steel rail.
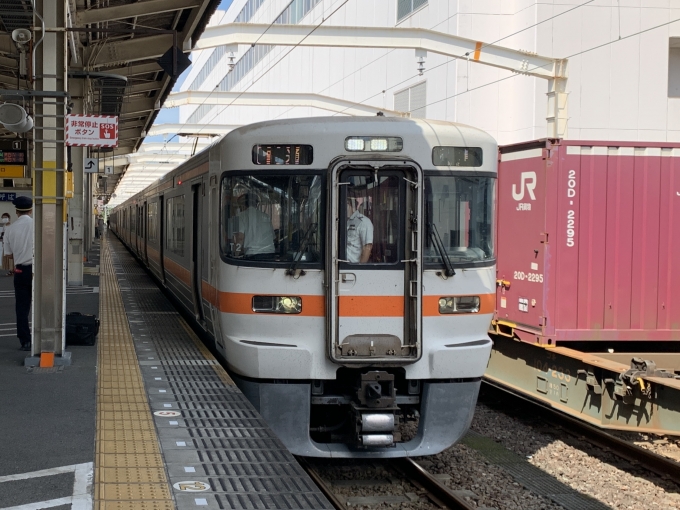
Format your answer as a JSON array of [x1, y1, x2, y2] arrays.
[[297, 456, 476, 510], [482, 380, 680, 486], [295, 457, 348, 510], [395, 458, 477, 510]]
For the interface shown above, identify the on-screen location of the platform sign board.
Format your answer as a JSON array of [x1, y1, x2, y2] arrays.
[[84, 158, 98, 173], [0, 193, 17, 201], [0, 165, 25, 178], [66, 114, 118, 147], [0, 140, 26, 165]]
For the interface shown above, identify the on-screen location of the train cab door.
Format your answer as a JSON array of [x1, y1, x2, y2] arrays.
[[328, 162, 422, 364], [190, 182, 204, 322]]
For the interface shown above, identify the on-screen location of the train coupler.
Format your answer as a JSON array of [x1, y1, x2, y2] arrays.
[[609, 358, 678, 401], [352, 371, 400, 447]]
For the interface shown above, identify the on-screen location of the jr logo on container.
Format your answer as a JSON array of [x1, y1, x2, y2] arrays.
[[512, 171, 536, 210]]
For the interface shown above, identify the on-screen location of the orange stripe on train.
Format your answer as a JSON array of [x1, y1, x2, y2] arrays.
[[422, 294, 495, 316], [217, 292, 325, 317], [338, 295, 404, 317], [163, 256, 191, 287], [208, 288, 495, 317]]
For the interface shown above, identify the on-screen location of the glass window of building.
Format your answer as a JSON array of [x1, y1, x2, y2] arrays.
[[397, 0, 428, 22], [394, 81, 426, 118]]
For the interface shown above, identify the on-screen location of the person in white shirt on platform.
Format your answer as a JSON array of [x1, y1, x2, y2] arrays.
[[3, 196, 34, 351], [232, 192, 275, 257], [346, 194, 373, 263], [0, 212, 13, 275]]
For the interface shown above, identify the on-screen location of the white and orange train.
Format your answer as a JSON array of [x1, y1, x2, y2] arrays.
[[110, 116, 497, 457]]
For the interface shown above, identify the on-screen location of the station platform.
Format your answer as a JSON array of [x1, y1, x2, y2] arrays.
[[0, 234, 332, 509]]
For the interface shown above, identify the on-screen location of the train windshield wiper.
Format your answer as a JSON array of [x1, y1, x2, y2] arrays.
[[286, 223, 318, 277], [428, 222, 455, 277]]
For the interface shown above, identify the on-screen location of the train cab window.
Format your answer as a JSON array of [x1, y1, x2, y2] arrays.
[[339, 173, 402, 264], [220, 173, 323, 264], [166, 196, 185, 256], [424, 175, 495, 267]]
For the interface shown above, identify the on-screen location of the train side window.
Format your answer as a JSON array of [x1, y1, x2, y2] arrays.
[[148, 202, 158, 243], [166, 195, 185, 256]]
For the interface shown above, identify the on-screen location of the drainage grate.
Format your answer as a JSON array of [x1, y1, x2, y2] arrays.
[[461, 431, 610, 510]]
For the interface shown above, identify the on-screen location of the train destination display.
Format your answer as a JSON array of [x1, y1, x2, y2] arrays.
[[253, 144, 313, 165], [0, 151, 26, 164]]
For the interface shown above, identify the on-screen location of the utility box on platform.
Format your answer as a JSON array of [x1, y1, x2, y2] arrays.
[[495, 139, 680, 344]]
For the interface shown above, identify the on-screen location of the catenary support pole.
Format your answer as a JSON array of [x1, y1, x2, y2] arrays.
[[32, 0, 68, 366], [67, 66, 84, 287]]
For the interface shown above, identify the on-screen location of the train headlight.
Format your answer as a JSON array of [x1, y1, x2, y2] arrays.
[[438, 296, 480, 314], [252, 296, 302, 314], [345, 136, 403, 152]]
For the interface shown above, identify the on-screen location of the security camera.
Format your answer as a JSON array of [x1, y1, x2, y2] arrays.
[[11, 28, 31, 44]]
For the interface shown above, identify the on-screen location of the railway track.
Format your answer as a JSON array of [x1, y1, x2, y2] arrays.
[[297, 456, 477, 510], [481, 380, 680, 487]]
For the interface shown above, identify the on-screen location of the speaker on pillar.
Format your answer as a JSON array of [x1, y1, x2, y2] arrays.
[[158, 46, 191, 78], [0, 103, 33, 133]]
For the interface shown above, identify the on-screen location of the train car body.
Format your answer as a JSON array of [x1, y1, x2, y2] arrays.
[[495, 139, 680, 344], [111, 116, 497, 457]]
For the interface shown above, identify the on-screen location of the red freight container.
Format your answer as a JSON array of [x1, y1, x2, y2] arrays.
[[495, 139, 680, 344]]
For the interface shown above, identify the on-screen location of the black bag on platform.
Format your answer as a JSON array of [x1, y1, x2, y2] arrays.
[[65, 312, 100, 346]]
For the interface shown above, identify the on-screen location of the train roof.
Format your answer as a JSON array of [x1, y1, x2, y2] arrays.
[[220, 116, 497, 174], [113, 116, 497, 211]]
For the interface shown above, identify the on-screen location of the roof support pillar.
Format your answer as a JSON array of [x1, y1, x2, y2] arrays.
[[67, 63, 85, 287], [32, 0, 68, 365]]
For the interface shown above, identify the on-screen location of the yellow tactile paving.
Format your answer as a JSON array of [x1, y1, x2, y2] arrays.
[[95, 238, 173, 506]]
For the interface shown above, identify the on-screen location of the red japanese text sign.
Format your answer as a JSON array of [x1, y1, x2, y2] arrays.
[[66, 114, 118, 147]]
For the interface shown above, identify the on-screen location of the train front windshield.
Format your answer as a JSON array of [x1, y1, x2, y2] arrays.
[[220, 173, 323, 263], [424, 175, 495, 266]]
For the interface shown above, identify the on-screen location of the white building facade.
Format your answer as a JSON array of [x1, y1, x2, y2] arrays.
[[179, 0, 680, 145]]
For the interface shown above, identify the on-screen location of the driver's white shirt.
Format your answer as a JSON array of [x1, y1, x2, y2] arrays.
[[346, 211, 373, 263], [234, 207, 275, 255], [4, 214, 33, 266]]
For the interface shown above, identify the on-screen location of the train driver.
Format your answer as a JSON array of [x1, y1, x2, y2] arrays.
[[346, 192, 373, 263], [232, 192, 275, 256]]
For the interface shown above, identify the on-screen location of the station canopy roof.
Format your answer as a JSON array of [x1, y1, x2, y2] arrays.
[[0, 0, 220, 201]]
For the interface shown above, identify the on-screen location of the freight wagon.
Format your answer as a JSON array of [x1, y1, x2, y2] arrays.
[[488, 139, 680, 435]]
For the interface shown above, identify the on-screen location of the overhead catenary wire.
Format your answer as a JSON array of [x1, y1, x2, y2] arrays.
[[277, 0, 598, 120], [419, 14, 680, 113], [110, 0, 351, 204], [112, 4, 680, 202], [116, 0, 587, 191]]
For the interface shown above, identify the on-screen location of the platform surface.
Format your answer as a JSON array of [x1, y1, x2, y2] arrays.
[[0, 240, 99, 508], [0, 234, 332, 509]]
